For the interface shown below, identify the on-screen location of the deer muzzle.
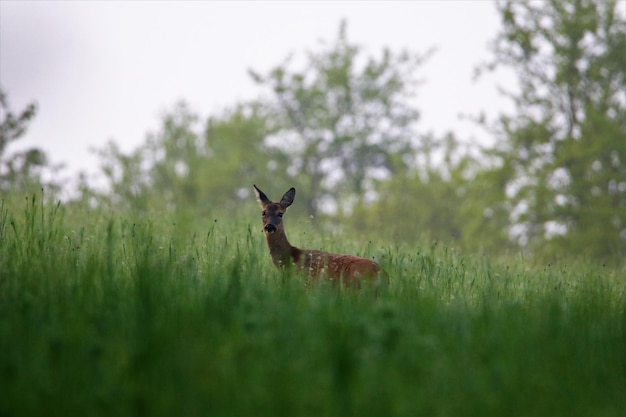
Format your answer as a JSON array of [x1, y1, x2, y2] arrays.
[[264, 224, 277, 233]]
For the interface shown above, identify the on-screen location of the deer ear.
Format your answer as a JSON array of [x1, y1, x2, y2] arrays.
[[253, 184, 270, 207], [280, 187, 296, 208]]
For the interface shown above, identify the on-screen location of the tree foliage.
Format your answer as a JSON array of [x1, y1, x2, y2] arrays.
[[347, 133, 512, 252], [477, 0, 626, 259], [0, 88, 52, 193], [250, 21, 431, 216], [94, 101, 280, 226]]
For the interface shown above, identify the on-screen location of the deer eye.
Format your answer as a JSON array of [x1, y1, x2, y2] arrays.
[[278, 212, 283, 217], [261, 211, 266, 216]]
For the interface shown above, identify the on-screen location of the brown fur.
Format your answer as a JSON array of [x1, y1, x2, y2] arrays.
[[253, 184, 387, 288]]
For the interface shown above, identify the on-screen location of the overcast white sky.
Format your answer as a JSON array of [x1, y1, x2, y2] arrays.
[[1, 1, 515, 192]]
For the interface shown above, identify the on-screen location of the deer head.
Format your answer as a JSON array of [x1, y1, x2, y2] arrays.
[[253, 184, 295, 235]]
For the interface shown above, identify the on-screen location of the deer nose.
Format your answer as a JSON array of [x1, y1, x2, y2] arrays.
[[264, 224, 277, 233]]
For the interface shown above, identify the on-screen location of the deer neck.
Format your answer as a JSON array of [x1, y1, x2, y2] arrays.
[[264, 229, 299, 267]]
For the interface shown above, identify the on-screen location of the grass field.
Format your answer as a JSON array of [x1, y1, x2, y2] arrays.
[[1, 196, 625, 417]]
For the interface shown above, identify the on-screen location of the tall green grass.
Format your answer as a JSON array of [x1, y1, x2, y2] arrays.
[[1, 196, 625, 417]]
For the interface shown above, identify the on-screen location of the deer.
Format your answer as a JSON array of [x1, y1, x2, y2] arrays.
[[253, 184, 388, 289]]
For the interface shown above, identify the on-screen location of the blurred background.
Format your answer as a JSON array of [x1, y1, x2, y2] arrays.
[[1, 0, 625, 261]]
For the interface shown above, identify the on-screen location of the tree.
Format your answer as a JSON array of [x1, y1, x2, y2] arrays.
[[94, 101, 279, 222], [250, 21, 431, 216], [348, 133, 512, 252], [0, 88, 52, 193], [477, 0, 626, 259], [203, 102, 290, 206]]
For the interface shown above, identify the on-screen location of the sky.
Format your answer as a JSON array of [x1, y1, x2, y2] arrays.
[[1, 1, 516, 194]]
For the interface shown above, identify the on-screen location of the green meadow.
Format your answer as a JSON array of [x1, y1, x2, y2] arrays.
[[1, 196, 625, 417]]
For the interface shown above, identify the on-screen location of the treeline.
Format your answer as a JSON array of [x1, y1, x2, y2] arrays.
[[2, 0, 625, 262]]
